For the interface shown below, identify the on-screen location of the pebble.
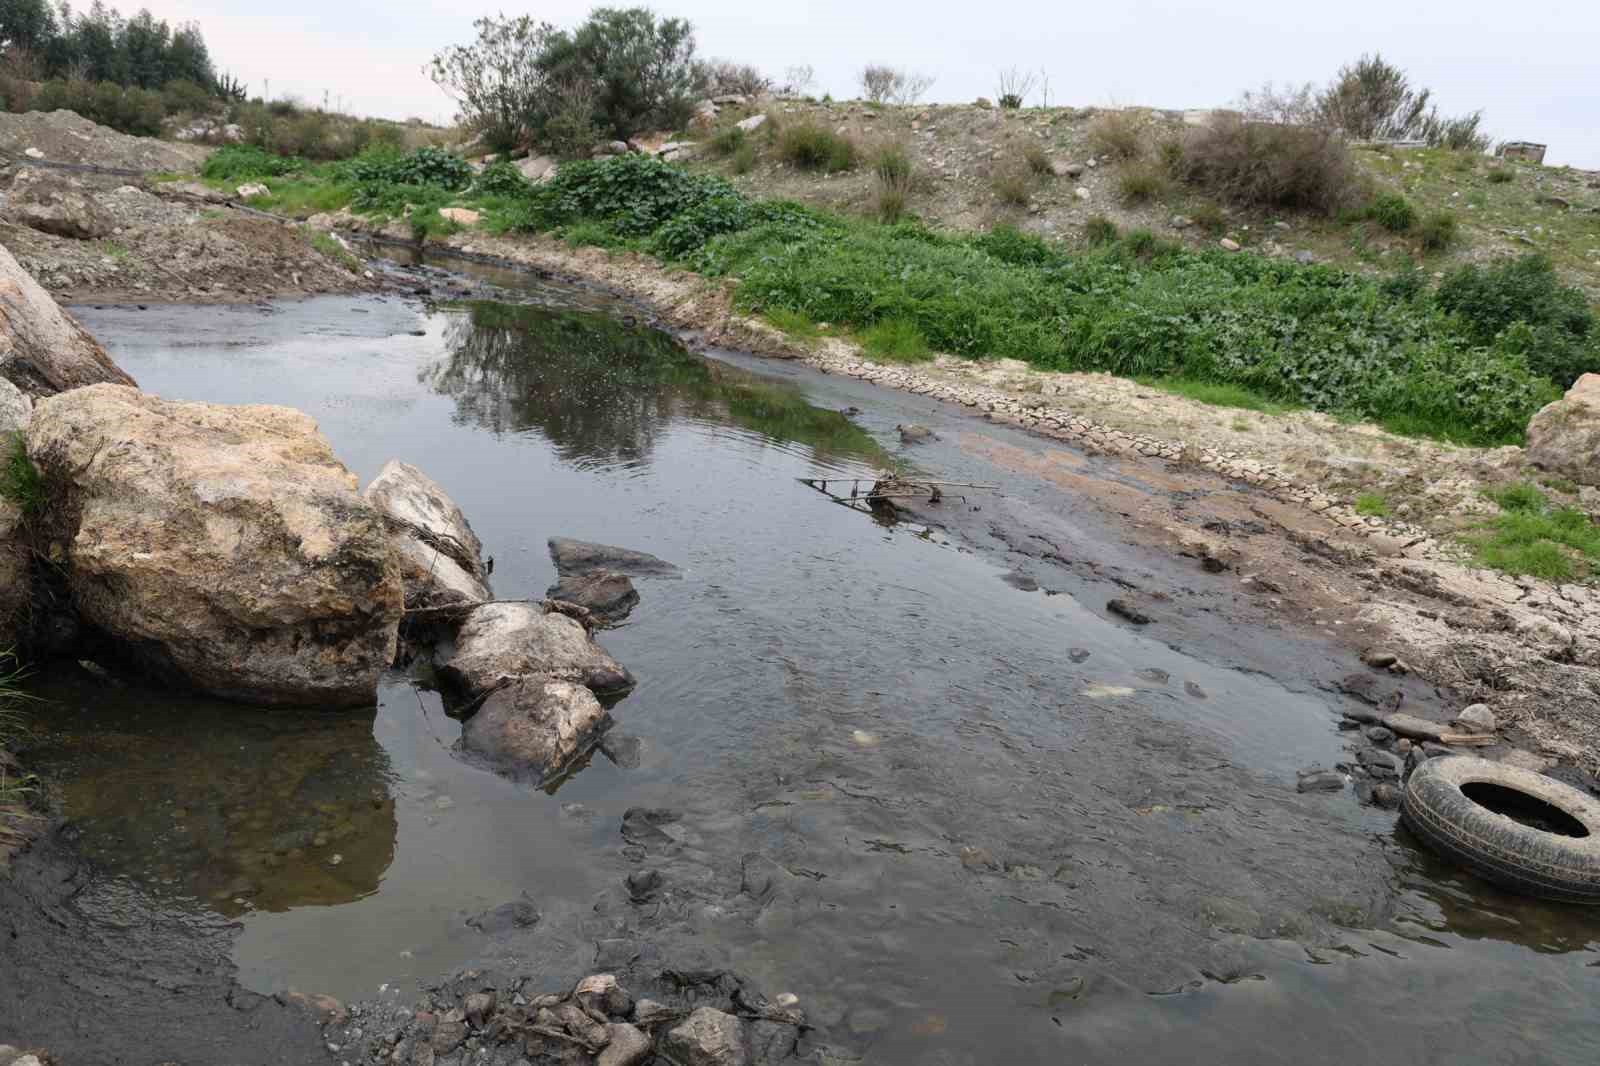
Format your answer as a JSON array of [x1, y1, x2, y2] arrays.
[[1362, 726, 1395, 744], [1455, 703, 1497, 732], [851, 729, 880, 747], [1073, 186, 1091, 201], [1357, 748, 1403, 777], [1296, 769, 1346, 793], [1360, 649, 1399, 669], [1219, 238, 1241, 252]]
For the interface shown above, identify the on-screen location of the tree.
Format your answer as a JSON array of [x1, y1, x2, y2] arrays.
[[1316, 53, 1430, 140], [544, 7, 700, 138], [0, 0, 57, 52], [119, 8, 169, 88], [429, 15, 558, 152]]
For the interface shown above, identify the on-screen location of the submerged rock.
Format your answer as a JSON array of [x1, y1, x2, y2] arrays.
[[0, 242, 135, 398], [466, 895, 541, 935], [548, 569, 639, 623], [26, 384, 403, 706], [549, 536, 679, 577], [443, 602, 635, 697], [461, 677, 609, 783], [362, 459, 490, 607]]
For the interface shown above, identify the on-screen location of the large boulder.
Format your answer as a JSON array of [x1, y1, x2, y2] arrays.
[[0, 242, 135, 398], [442, 602, 634, 698], [361, 459, 490, 607], [460, 677, 609, 783], [26, 384, 403, 706], [1525, 373, 1600, 488], [5, 167, 114, 239]]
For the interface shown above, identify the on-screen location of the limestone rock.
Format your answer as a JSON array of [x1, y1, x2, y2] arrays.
[[236, 181, 270, 199], [0, 378, 32, 434], [439, 207, 480, 226], [443, 601, 635, 696], [663, 1007, 747, 1066], [26, 384, 402, 706], [598, 1023, 652, 1066], [516, 155, 558, 182], [0, 242, 135, 398], [575, 973, 635, 1019], [547, 570, 638, 624], [1455, 703, 1497, 732], [735, 114, 767, 133], [1219, 238, 1242, 252], [1525, 373, 1600, 487], [362, 459, 489, 607], [549, 537, 679, 577], [6, 167, 113, 239]]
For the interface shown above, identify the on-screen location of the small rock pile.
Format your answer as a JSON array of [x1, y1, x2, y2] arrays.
[[326, 968, 807, 1066]]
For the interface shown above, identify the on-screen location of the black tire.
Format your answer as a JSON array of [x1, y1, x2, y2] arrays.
[[1401, 756, 1600, 904]]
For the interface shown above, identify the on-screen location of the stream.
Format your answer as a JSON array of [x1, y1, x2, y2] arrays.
[[5, 270, 1598, 1064]]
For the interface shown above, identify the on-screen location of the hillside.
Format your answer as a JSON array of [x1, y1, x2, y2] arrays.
[[677, 100, 1600, 303]]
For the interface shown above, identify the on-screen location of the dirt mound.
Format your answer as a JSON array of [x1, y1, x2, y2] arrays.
[[0, 110, 207, 174]]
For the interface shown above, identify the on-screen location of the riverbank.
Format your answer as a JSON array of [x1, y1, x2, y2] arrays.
[[380, 227, 1600, 770]]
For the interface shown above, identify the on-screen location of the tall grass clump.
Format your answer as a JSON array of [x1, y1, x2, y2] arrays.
[[1417, 211, 1459, 253], [1022, 142, 1053, 176], [1088, 110, 1144, 160], [992, 161, 1033, 207], [1118, 163, 1171, 205], [1366, 192, 1417, 233], [1180, 113, 1358, 216], [872, 143, 915, 223], [0, 649, 35, 856], [776, 122, 858, 173]]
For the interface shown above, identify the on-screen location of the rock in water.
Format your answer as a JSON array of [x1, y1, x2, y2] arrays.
[[1525, 373, 1600, 487], [663, 1007, 748, 1066], [5, 167, 113, 239], [547, 569, 639, 623], [549, 537, 679, 577], [461, 677, 610, 783], [26, 384, 403, 706], [362, 459, 490, 606], [443, 601, 635, 697], [0, 242, 135, 398]]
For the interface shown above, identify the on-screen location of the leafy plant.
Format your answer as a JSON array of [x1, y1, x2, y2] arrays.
[[1084, 214, 1119, 245], [1366, 193, 1416, 232], [1437, 254, 1599, 386], [473, 159, 531, 197], [201, 145, 303, 182]]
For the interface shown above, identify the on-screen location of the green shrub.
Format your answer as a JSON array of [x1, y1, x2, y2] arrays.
[[202, 145, 302, 182], [975, 225, 1065, 267], [345, 145, 473, 191], [0, 434, 44, 515], [1156, 138, 1186, 175], [1486, 167, 1514, 184], [1354, 493, 1391, 517], [730, 141, 756, 175], [1487, 481, 1547, 513], [1088, 110, 1143, 160], [1084, 215, 1119, 245], [1437, 254, 1599, 386], [776, 122, 857, 172], [1180, 112, 1358, 216], [1190, 202, 1227, 236], [32, 79, 164, 136], [1366, 193, 1416, 232], [1417, 211, 1458, 253], [474, 159, 531, 197], [872, 143, 913, 186]]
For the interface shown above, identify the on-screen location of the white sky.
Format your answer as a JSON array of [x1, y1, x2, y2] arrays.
[[137, 0, 1599, 168]]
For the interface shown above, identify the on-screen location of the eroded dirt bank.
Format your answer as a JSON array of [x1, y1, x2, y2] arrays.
[[408, 230, 1600, 771]]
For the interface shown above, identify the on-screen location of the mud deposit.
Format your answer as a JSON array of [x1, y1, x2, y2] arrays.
[[3, 276, 1597, 1064]]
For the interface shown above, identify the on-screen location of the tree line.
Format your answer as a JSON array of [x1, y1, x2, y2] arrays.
[[0, 0, 217, 91]]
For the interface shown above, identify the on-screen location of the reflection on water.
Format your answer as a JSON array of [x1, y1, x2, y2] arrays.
[[425, 301, 891, 471], [26, 670, 395, 917]]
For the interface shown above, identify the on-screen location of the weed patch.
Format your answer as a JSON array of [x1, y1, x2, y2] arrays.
[[776, 122, 857, 173], [860, 318, 932, 362], [1355, 493, 1392, 517]]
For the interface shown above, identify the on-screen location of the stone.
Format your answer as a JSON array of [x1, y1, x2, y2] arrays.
[[1294, 250, 1316, 265], [974, 97, 993, 109], [6, 167, 112, 239], [1296, 769, 1345, 793], [1370, 782, 1403, 809], [626, 867, 664, 901], [0, 242, 135, 398], [1356, 747, 1403, 777], [547, 570, 639, 624], [1106, 598, 1152, 625], [735, 114, 767, 133], [549, 537, 679, 577], [633, 999, 676, 1027], [1362, 726, 1395, 744], [515, 155, 558, 183], [620, 806, 678, 845], [575, 974, 634, 1019], [1219, 238, 1242, 252], [1360, 648, 1399, 669], [593, 140, 630, 157], [461, 677, 610, 782], [362, 459, 490, 607], [439, 207, 480, 226], [1383, 713, 1448, 742], [26, 385, 402, 706], [598, 1023, 652, 1066], [1455, 703, 1497, 732], [663, 1007, 747, 1066], [467, 897, 541, 934], [1073, 186, 1091, 201], [897, 423, 936, 444], [599, 731, 642, 769], [464, 990, 496, 1027], [236, 181, 270, 198], [1061, 162, 1085, 178], [444, 602, 634, 697], [1525, 374, 1600, 487], [0, 378, 32, 435]]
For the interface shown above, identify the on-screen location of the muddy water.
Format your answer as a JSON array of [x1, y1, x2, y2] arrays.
[[19, 286, 1600, 1063]]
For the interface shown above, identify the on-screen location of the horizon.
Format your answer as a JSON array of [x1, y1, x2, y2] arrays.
[[99, 1, 1600, 169]]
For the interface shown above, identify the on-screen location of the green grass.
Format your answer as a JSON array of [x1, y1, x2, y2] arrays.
[[0, 435, 45, 516], [859, 318, 933, 362], [764, 307, 826, 344], [1354, 493, 1392, 517], [99, 241, 130, 263], [306, 230, 361, 272], [1136, 377, 1298, 414], [1464, 481, 1600, 581]]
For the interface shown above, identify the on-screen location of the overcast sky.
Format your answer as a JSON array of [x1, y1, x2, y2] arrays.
[[137, 0, 1599, 168]]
